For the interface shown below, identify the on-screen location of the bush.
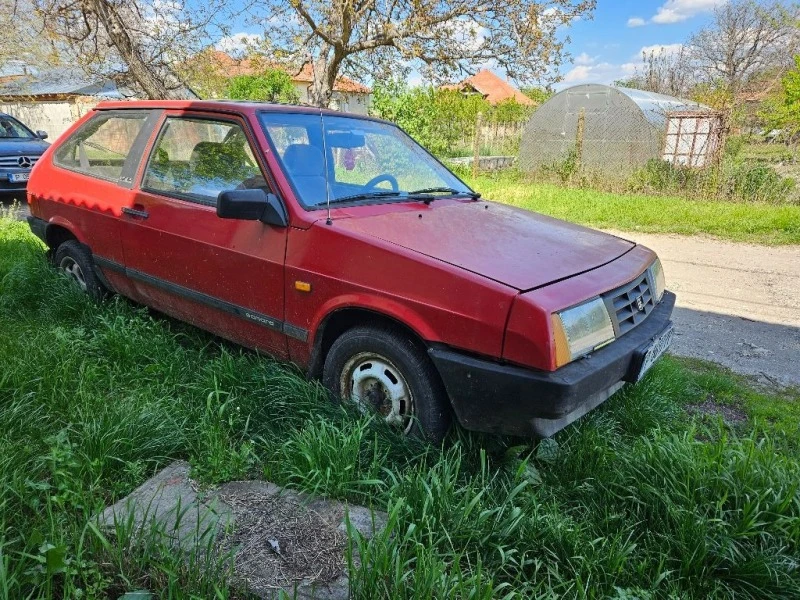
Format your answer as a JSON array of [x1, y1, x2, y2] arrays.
[[725, 162, 796, 203], [370, 80, 533, 158], [630, 159, 702, 193], [627, 158, 796, 204], [225, 71, 300, 104]]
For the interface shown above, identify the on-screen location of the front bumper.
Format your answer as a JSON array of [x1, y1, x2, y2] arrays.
[[0, 169, 31, 191], [429, 291, 676, 438]]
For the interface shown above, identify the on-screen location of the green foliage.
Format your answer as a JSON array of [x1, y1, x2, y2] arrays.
[[492, 98, 534, 123], [225, 71, 300, 104], [369, 81, 442, 153], [544, 147, 581, 183], [2, 215, 800, 597], [370, 80, 533, 157], [760, 55, 800, 143], [520, 87, 553, 105]]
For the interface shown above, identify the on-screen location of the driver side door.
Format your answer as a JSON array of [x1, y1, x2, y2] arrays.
[[120, 112, 289, 359]]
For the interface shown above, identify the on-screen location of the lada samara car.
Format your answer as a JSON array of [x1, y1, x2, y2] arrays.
[[27, 101, 675, 442]]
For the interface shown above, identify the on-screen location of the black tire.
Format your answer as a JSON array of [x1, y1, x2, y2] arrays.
[[54, 240, 107, 301], [322, 325, 452, 443]]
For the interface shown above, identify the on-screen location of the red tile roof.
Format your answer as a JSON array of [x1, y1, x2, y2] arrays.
[[446, 69, 534, 106], [206, 51, 370, 94]]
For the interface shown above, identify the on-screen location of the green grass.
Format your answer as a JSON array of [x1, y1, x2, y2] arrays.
[[740, 142, 796, 163], [466, 172, 800, 245], [1, 215, 800, 598]]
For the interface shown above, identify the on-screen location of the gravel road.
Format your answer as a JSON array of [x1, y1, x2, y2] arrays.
[[6, 198, 797, 387], [606, 230, 800, 388]]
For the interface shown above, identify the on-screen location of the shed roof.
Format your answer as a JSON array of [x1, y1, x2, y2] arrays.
[[0, 68, 133, 98]]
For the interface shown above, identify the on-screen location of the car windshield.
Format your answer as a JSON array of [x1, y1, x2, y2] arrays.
[[0, 116, 35, 139], [258, 112, 474, 208]]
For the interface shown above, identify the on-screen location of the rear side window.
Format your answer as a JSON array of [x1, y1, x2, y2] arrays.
[[142, 117, 265, 205], [54, 112, 149, 182]]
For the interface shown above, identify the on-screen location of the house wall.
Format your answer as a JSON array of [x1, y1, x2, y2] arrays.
[[330, 92, 370, 115], [0, 97, 97, 139], [291, 83, 370, 115]]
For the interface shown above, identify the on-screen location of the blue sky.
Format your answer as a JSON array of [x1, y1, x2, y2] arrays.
[[554, 0, 724, 89]]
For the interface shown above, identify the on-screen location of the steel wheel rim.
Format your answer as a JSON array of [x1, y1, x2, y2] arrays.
[[59, 256, 87, 292], [340, 352, 415, 433]]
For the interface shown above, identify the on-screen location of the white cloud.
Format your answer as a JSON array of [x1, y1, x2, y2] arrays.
[[651, 0, 726, 25], [216, 32, 262, 55], [558, 43, 684, 88], [448, 19, 488, 53], [627, 17, 646, 27], [561, 62, 633, 86], [541, 6, 583, 27], [637, 43, 684, 59], [562, 65, 592, 83]]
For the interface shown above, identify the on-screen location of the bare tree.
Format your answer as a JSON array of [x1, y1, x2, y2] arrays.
[[617, 46, 696, 98], [34, 0, 232, 99], [689, 0, 800, 96], [247, 0, 595, 107]]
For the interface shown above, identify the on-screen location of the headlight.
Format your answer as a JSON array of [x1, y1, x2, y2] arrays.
[[649, 258, 666, 302], [552, 297, 616, 367]]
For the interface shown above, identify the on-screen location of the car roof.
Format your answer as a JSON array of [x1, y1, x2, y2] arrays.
[[93, 100, 390, 124]]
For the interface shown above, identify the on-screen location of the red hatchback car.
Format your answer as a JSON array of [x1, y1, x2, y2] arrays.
[[27, 100, 675, 441]]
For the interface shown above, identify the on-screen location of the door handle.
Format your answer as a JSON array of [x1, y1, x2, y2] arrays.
[[122, 206, 149, 219]]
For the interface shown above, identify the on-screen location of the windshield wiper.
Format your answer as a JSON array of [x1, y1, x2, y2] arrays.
[[323, 187, 480, 207], [406, 187, 481, 202], [325, 190, 403, 205]]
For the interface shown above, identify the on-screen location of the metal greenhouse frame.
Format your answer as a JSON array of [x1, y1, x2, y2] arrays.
[[519, 84, 724, 176]]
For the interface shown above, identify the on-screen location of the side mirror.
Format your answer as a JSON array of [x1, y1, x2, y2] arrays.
[[36, 130, 48, 140], [217, 189, 288, 227]]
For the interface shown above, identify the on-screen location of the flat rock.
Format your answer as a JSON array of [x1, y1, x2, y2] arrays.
[[97, 461, 229, 552], [97, 461, 387, 599]]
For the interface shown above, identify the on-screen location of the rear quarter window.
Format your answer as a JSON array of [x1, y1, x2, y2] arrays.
[[53, 112, 150, 183]]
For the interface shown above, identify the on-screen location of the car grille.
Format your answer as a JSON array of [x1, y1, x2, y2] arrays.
[[604, 271, 656, 336], [0, 155, 39, 169]]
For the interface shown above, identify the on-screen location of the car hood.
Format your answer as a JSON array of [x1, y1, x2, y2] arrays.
[[0, 139, 49, 156], [333, 201, 636, 291]]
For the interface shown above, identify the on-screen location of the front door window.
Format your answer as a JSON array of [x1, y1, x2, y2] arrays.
[[142, 118, 266, 206]]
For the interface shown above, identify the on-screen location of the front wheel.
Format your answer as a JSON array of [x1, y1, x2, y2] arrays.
[[322, 326, 452, 443]]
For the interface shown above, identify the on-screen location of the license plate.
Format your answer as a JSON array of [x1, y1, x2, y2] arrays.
[[636, 324, 674, 382], [9, 172, 29, 182]]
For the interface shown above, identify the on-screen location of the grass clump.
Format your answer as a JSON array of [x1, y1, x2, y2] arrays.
[[1, 215, 799, 598]]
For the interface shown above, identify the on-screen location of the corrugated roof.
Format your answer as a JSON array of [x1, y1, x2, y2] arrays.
[[0, 68, 132, 98]]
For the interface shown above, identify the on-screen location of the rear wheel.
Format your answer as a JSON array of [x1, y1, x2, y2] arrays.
[[54, 240, 107, 301], [323, 326, 452, 443]]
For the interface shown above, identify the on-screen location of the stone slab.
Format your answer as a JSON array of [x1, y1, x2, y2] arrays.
[[97, 461, 387, 599]]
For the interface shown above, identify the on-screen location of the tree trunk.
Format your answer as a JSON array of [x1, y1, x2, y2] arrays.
[[308, 46, 343, 108], [86, 0, 189, 100]]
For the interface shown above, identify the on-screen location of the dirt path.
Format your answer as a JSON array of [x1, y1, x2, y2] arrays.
[[605, 230, 800, 388]]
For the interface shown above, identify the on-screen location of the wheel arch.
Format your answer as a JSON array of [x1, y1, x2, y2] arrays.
[[307, 306, 434, 380], [43, 218, 85, 250]]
